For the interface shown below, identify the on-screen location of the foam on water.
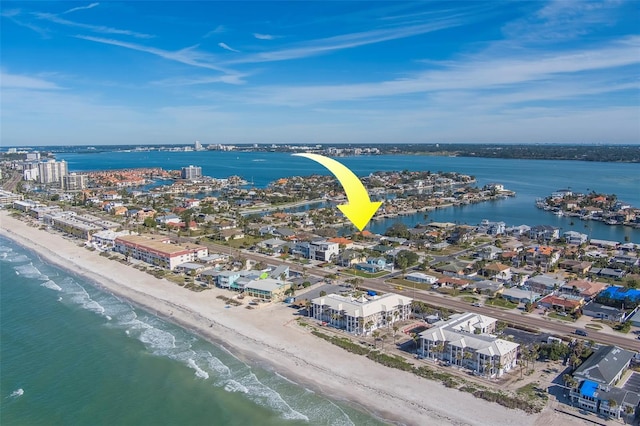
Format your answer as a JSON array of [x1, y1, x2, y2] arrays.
[[3, 253, 30, 263], [13, 263, 45, 279], [224, 380, 249, 394], [41, 280, 62, 291], [9, 389, 24, 398], [187, 358, 210, 380]]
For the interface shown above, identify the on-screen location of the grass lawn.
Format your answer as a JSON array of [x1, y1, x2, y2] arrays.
[[485, 297, 518, 309], [343, 269, 389, 279], [547, 312, 576, 322], [585, 323, 603, 330], [388, 277, 433, 291], [461, 296, 479, 303], [223, 235, 263, 248]]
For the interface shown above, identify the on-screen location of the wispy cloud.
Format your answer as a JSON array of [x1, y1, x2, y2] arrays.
[[34, 12, 153, 38], [227, 18, 464, 64], [0, 70, 62, 90], [204, 25, 226, 38], [253, 33, 278, 40], [75, 35, 243, 81], [153, 73, 248, 86], [63, 2, 100, 15], [240, 36, 640, 105], [1, 9, 51, 38], [218, 42, 240, 53], [502, 0, 622, 42]]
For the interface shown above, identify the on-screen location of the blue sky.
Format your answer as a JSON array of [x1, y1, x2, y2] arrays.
[[1, 1, 639, 146]]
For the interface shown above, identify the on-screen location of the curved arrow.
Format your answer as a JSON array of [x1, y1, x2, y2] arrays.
[[293, 153, 381, 231]]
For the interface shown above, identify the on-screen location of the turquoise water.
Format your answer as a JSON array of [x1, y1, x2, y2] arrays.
[[60, 151, 640, 242], [0, 237, 385, 426]]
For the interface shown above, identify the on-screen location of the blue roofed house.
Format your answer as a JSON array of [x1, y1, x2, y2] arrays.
[[570, 346, 639, 420]]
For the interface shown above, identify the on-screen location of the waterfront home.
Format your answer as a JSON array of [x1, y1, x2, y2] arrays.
[[114, 235, 208, 270], [418, 312, 519, 378], [311, 292, 412, 335], [175, 262, 210, 276], [569, 346, 639, 420], [91, 229, 136, 249], [563, 230, 589, 245], [505, 224, 531, 237], [268, 264, 290, 280], [477, 220, 506, 235], [529, 225, 560, 242], [244, 278, 291, 302], [582, 302, 626, 322]]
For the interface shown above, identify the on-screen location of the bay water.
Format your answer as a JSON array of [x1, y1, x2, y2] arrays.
[[60, 151, 640, 242], [0, 236, 384, 425]]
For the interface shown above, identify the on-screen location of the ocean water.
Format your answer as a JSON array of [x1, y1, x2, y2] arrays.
[[0, 236, 385, 426], [60, 151, 640, 242]]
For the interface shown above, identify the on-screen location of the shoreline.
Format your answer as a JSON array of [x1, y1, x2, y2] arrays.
[[1, 211, 583, 426]]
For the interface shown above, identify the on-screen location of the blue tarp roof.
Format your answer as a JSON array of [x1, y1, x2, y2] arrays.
[[601, 286, 640, 301], [580, 380, 598, 398]]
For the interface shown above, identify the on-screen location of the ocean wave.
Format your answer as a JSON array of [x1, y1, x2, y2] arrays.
[[138, 327, 177, 351], [207, 354, 232, 377], [233, 372, 309, 421], [41, 280, 62, 291], [187, 358, 210, 380], [64, 279, 106, 316], [13, 263, 45, 279], [224, 379, 249, 394], [3, 253, 30, 263]]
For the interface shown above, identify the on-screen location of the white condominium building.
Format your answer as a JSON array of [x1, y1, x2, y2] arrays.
[[419, 312, 519, 378], [311, 292, 413, 335], [38, 159, 68, 185]]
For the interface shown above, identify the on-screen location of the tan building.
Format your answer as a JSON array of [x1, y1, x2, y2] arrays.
[[114, 235, 208, 270]]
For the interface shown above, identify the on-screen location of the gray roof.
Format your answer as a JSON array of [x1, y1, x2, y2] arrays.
[[573, 346, 635, 386], [583, 302, 624, 316]]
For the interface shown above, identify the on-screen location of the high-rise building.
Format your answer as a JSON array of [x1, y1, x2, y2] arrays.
[[181, 165, 202, 180], [194, 140, 203, 151], [63, 173, 88, 190], [38, 159, 68, 185]]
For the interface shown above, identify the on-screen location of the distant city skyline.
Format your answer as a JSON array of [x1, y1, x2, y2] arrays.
[[2, 1, 639, 146]]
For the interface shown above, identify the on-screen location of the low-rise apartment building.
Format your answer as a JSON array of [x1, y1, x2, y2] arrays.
[[418, 312, 519, 378], [311, 292, 412, 335], [114, 235, 208, 270]]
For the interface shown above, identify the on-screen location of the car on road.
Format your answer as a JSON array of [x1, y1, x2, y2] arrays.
[[574, 329, 588, 337], [472, 302, 482, 307]]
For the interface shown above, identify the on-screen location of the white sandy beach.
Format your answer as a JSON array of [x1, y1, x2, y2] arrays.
[[0, 211, 590, 426]]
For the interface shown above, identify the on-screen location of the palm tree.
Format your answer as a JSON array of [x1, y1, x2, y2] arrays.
[[392, 325, 399, 344], [372, 330, 380, 348]]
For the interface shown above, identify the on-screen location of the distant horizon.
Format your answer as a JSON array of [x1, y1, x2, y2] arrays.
[[2, 1, 639, 145], [3, 141, 640, 149]]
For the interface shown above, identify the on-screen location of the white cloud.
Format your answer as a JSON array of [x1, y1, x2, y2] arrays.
[[63, 3, 100, 15], [227, 18, 463, 64], [34, 12, 153, 38], [253, 33, 277, 40], [75, 36, 241, 79], [218, 42, 240, 53], [204, 25, 226, 38], [0, 71, 62, 90], [240, 36, 640, 105]]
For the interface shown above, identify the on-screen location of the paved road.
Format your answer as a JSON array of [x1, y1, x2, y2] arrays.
[[195, 240, 639, 352]]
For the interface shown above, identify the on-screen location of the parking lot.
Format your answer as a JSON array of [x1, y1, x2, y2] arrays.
[[622, 371, 640, 394]]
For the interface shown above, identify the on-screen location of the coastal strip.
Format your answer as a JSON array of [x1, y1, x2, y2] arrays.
[[1, 210, 575, 426]]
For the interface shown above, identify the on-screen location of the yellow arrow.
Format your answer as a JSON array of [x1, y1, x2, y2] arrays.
[[293, 153, 382, 231]]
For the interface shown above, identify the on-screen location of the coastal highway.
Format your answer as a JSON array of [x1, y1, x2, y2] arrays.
[[196, 241, 640, 352]]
